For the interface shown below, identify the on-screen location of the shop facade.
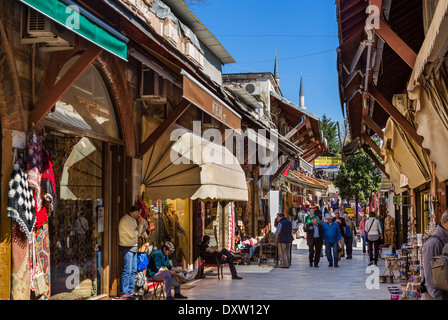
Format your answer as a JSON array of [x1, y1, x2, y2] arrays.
[[0, 0, 251, 300]]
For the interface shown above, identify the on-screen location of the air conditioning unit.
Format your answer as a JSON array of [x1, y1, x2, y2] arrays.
[[21, 8, 74, 50], [244, 82, 262, 95]]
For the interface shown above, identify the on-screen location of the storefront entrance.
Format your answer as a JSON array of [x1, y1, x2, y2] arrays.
[[41, 56, 125, 299]]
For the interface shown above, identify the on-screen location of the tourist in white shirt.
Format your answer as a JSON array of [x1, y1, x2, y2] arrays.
[[365, 211, 383, 266], [118, 205, 145, 299]]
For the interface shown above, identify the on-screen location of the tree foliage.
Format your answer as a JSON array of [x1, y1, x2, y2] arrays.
[[320, 114, 340, 155], [333, 149, 381, 205]]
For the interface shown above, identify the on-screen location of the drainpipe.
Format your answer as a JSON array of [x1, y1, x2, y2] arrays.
[[363, 25, 374, 110]]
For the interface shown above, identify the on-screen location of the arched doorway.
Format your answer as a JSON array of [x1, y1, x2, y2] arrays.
[[42, 55, 126, 299]]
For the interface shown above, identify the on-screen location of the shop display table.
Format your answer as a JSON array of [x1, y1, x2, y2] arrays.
[[384, 255, 399, 280]]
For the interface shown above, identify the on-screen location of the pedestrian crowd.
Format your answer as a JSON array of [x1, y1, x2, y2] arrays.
[[283, 198, 388, 269]]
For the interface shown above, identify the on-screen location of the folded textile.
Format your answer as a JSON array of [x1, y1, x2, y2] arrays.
[[7, 166, 36, 243]]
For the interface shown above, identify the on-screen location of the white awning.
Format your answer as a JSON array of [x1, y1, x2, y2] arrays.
[[141, 117, 248, 202], [408, 0, 448, 90]]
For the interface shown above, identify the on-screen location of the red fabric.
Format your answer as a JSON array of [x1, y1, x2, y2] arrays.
[[42, 161, 56, 193], [137, 197, 150, 219], [34, 194, 48, 228]]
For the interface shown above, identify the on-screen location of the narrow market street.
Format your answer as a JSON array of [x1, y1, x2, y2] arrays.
[[181, 239, 390, 300]]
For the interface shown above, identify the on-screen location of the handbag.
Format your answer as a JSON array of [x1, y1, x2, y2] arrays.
[[32, 237, 46, 296]]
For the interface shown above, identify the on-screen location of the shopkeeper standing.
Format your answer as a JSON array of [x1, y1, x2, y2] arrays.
[[118, 205, 145, 299]]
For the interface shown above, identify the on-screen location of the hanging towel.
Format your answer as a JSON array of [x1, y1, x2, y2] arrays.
[[7, 166, 36, 243]]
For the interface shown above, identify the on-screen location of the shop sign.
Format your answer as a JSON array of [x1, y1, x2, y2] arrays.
[[182, 70, 241, 132], [346, 207, 355, 217], [211, 207, 217, 216], [314, 156, 342, 169]]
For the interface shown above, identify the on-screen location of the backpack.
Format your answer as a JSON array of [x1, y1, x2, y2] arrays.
[[431, 243, 448, 291]]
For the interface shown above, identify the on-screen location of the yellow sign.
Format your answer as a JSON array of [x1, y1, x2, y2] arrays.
[[314, 156, 342, 168], [346, 208, 355, 217]]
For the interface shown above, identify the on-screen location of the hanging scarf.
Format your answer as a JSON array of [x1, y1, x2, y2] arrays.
[[7, 166, 36, 243]]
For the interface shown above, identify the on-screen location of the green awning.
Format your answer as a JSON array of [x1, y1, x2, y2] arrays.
[[20, 0, 128, 60]]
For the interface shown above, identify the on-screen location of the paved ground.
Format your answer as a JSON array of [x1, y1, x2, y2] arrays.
[[181, 238, 392, 300]]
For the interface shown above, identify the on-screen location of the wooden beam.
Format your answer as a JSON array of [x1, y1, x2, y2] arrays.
[[363, 115, 384, 140], [272, 160, 291, 181], [303, 144, 322, 160], [373, 18, 417, 68], [29, 46, 102, 129], [139, 99, 191, 158], [363, 146, 390, 180], [369, 85, 425, 150], [300, 139, 318, 152], [304, 146, 322, 161], [285, 118, 310, 140], [362, 132, 383, 159], [293, 128, 312, 144]]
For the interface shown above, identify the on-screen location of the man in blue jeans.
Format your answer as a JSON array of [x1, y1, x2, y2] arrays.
[[118, 205, 145, 299], [322, 213, 342, 267]]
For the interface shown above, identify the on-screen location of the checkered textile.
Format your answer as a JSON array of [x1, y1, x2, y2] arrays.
[[7, 167, 36, 243]]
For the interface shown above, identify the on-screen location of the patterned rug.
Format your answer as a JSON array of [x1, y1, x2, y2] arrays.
[[35, 223, 51, 300], [11, 223, 30, 300]]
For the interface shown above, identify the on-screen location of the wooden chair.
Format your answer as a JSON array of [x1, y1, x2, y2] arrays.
[[150, 279, 166, 300], [199, 255, 223, 280]]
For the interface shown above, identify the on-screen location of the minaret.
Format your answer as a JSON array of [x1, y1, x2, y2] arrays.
[[299, 72, 305, 109], [274, 50, 280, 86]]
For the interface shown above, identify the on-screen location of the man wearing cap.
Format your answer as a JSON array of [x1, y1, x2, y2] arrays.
[[322, 213, 342, 267], [147, 241, 188, 300]]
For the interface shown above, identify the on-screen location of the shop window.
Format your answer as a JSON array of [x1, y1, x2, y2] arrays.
[[46, 56, 120, 140], [45, 132, 104, 298]]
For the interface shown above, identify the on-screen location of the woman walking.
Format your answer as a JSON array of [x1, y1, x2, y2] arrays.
[[365, 211, 383, 266]]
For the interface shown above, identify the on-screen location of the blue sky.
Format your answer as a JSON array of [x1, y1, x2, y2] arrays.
[[188, 0, 343, 126]]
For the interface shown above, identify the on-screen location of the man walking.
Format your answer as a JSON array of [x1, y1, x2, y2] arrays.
[[365, 211, 382, 266], [118, 205, 145, 299], [343, 213, 356, 259], [421, 210, 448, 300], [322, 213, 342, 267], [333, 209, 346, 258], [275, 213, 293, 268], [304, 216, 323, 267]]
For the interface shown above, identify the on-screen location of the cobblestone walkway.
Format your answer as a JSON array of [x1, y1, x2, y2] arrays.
[[182, 238, 392, 300]]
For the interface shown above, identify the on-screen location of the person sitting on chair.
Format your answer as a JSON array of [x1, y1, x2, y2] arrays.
[[147, 241, 188, 300], [198, 235, 243, 280]]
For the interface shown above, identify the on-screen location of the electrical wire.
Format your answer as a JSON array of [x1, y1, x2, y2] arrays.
[[235, 49, 335, 64]]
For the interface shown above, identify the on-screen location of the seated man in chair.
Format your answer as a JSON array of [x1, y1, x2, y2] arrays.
[[147, 241, 188, 300], [198, 235, 243, 280]]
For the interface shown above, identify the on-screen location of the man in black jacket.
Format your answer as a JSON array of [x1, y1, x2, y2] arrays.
[[198, 235, 243, 280], [275, 213, 293, 268], [333, 209, 347, 258], [305, 216, 324, 267]]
